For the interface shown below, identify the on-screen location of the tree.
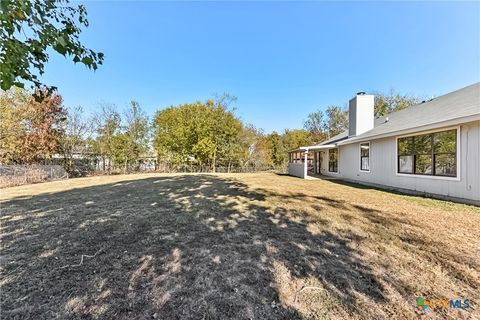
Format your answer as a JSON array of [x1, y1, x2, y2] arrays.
[[117, 100, 150, 172], [0, 87, 28, 163], [303, 109, 327, 143], [154, 102, 202, 166], [92, 105, 120, 172], [238, 124, 269, 169], [0, 0, 104, 91], [58, 105, 92, 175], [264, 131, 286, 167], [263, 129, 313, 168], [0, 87, 66, 163], [110, 133, 135, 172], [303, 105, 348, 143], [282, 129, 312, 151], [21, 89, 67, 163], [152, 96, 245, 171], [209, 97, 243, 171], [374, 89, 422, 117], [323, 106, 348, 137]]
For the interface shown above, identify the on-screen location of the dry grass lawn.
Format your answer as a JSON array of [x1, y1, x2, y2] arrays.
[[1, 173, 479, 319]]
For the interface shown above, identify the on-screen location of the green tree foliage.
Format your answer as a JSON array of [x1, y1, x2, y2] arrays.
[[303, 106, 348, 142], [374, 89, 422, 117], [92, 105, 120, 172], [264, 132, 286, 167], [110, 101, 150, 172], [304, 90, 422, 144], [0, 87, 66, 163], [153, 97, 246, 171], [282, 129, 313, 150], [303, 109, 327, 143], [323, 105, 348, 137], [0, 87, 28, 163], [264, 129, 312, 167], [110, 133, 134, 172], [0, 0, 103, 91]]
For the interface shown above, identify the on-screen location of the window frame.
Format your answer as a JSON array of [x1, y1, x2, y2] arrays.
[[359, 142, 371, 172], [395, 126, 460, 181], [328, 148, 339, 173]]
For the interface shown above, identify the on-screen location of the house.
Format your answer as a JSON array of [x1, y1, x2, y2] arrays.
[[288, 83, 480, 205]]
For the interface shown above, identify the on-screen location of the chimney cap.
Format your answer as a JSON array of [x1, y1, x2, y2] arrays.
[[357, 91, 366, 96]]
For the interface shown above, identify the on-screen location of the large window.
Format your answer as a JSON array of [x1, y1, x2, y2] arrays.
[[360, 142, 370, 171], [397, 129, 456, 177], [329, 148, 338, 172]]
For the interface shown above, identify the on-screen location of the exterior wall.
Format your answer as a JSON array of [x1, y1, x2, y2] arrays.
[[332, 121, 480, 203], [319, 150, 339, 177], [288, 162, 306, 179]]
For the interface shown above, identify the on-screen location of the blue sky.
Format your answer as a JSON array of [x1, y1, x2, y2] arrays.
[[41, 1, 480, 133]]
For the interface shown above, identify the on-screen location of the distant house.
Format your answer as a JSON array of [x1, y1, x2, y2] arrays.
[[288, 83, 480, 205]]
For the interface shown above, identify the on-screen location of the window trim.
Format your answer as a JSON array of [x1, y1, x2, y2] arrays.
[[359, 142, 371, 173], [395, 126, 460, 181], [328, 148, 339, 174]]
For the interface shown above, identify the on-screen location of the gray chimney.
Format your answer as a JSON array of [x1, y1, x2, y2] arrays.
[[348, 93, 374, 137]]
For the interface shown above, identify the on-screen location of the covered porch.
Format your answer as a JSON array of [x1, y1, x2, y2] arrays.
[[287, 145, 335, 179]]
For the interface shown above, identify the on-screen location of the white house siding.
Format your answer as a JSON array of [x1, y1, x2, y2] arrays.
[[288, 162, 306, 179], [319, 121, 480, 203], [318, 150, 338, 177]]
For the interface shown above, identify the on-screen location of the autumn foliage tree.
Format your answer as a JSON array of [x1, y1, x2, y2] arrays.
[[0, 88, 66, 164]]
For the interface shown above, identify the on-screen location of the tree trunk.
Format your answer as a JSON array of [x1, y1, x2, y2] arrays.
[[212, 150, 216, 173]]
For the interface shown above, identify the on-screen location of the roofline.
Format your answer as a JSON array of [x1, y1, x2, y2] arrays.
[[317, 135, 349, 146], [338, 114, 480, 145], [288, 144, 336, 153], [384, 82, 479, 114]]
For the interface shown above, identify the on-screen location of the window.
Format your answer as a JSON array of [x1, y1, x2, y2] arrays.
[[414, 134, 432, 174], [397, 129, 457, 177], [328, 148, 338, 172], [434, 130, 457, 176], [360, 142, 370, 171], [398, 137, 414, 173]]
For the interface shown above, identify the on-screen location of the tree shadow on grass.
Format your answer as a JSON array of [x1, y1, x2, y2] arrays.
[[1, 175, 385, 319]]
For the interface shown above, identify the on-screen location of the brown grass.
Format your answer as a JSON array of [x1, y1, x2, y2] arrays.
[[1, 173, 479, 319]]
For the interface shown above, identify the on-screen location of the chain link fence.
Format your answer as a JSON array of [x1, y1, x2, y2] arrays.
[[153, 163, 279, 173], [0, 165, 68, 188], [0, 162, 286, 188]]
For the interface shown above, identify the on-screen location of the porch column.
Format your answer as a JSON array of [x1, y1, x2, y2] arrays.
[[303, 150, 308, 179], [313, 151, 318, 174]]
